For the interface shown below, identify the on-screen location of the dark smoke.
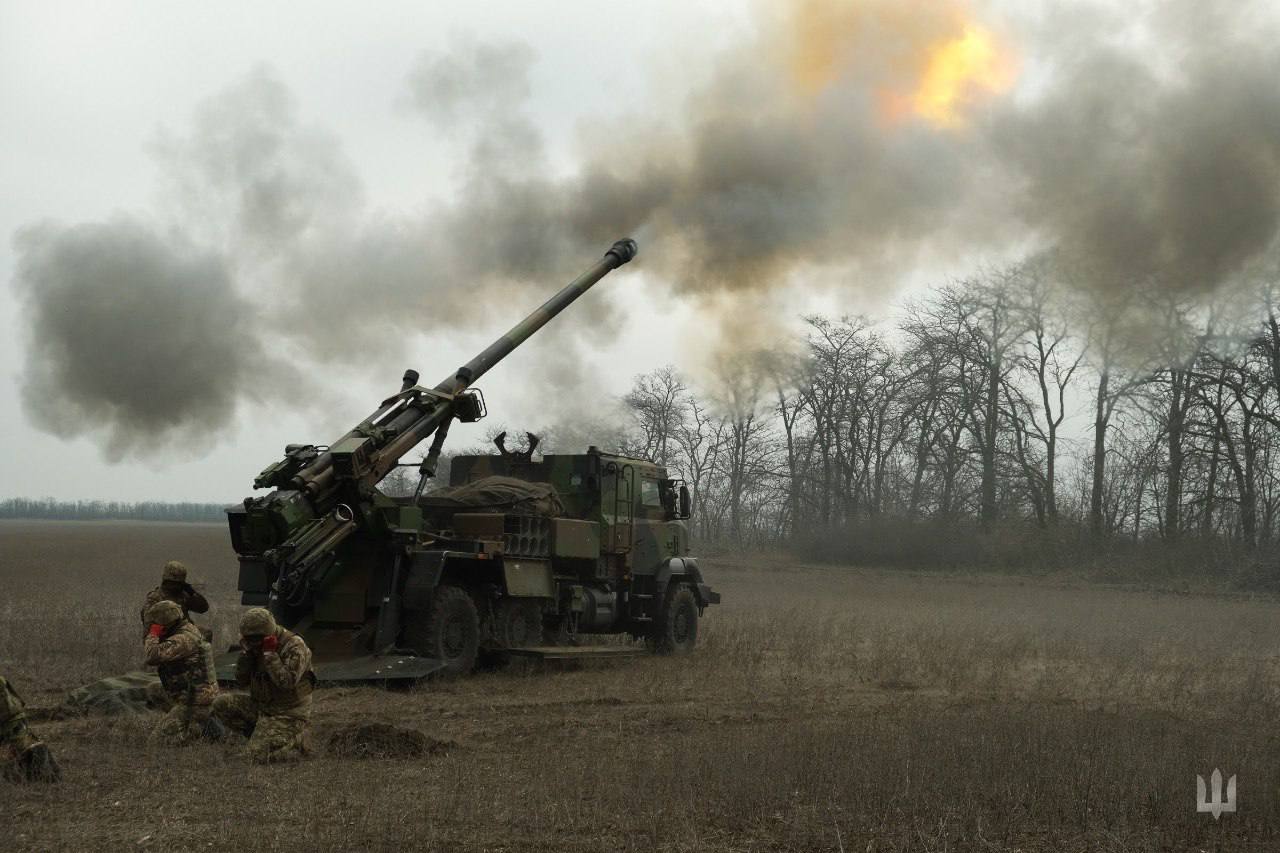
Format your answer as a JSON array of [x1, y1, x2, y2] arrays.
[[555, 0, 1280, 295], [11, 218, 265, 459], [986, 3, 1280, 293], [13, 3, 1280, 459]]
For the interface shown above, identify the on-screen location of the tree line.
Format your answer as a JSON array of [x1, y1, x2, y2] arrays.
[[0, 498, 227, 522], [600, 257, 1280, 572]]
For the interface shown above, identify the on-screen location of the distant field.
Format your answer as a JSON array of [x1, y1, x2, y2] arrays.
[[1, 519, 1278, 851]]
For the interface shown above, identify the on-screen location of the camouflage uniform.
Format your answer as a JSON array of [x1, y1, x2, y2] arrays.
[[139, 560, 210, 638], [211, 608, 316, 763], [1, 675, 60, 783], [143, 601, 220, 745]]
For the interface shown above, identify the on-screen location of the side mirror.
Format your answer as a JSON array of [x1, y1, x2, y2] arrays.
[[678, 484, 692, 519]]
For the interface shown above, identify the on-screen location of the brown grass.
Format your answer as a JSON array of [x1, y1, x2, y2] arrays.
[[1, 520, 1278, 851]]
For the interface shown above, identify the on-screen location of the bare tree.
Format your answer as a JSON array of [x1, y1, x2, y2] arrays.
[[621, 366, 688, 467], [711, 353, 777, 544], [1007, 260, 1084, 524]]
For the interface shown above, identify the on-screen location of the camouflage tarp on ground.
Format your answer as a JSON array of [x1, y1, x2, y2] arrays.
[[59, 671, 171, 717]]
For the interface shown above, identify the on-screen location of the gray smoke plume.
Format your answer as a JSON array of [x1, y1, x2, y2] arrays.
[[405, 38, 535, 126], [13, 2, 1280, 459], [986, 1, 1280, 293], [11, 218, 264, 460], [152, 65, 362, 256], [376, 0, 1280, 303]]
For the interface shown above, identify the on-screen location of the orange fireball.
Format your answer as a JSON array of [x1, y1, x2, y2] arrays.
[[785, 0, 1018, 129], [898, 23, 1017, 127]]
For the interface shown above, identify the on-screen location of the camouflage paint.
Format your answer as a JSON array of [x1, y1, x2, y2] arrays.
[[226, 241, 718, 673]]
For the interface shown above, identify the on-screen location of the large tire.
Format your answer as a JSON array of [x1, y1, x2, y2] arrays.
[[647, 584, 699, 655], [542, 615, 573, 646], [493, 598, 543, 649], [403, 585, 480, 676]]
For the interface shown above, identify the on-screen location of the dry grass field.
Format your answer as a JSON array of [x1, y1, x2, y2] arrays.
[[2, 519, 1279, 851]]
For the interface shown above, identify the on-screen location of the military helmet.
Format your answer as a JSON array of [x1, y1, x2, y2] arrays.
[[145, 600, 183, 627], [239, 607, 277, 638], [161, 560, 188, 583]]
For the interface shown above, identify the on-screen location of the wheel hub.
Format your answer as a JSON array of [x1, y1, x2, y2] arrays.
[[673, 607, 691, 641], [443, 618, 467, 658]]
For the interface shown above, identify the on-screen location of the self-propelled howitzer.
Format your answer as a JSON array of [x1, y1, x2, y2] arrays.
[[226, 240, 719, 681]]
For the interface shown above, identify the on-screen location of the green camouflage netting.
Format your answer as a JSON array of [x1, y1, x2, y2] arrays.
[[419, 475, 564, 517]]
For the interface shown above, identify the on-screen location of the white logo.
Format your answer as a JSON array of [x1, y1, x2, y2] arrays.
[[1196, 769, 1236, 819]]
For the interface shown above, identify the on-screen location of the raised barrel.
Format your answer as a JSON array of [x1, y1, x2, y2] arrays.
[[291, 239, 638, 496]]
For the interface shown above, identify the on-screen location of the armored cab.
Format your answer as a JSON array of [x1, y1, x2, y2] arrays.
[[227, 240, 719, 680]]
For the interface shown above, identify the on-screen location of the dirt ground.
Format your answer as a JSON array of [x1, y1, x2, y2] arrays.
[[1, 519, 1278, 851]]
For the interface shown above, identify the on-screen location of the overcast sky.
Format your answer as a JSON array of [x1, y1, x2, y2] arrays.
[[6, 0, 1279, 503], [0, 1, 770, 501]]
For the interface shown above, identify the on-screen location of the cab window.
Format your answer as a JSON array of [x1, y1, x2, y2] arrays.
[[639, 478, 663, 508]]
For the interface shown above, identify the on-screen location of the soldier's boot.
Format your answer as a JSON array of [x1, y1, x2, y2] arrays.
[[2, 677, 58, 784], [200, 714, 228, 742], [16, 741, 61, 783], [4, 728, 60, 784]]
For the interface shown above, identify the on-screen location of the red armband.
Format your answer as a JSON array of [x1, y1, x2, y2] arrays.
[[261, 634, 279, 654], [148, 623, 166, 639]]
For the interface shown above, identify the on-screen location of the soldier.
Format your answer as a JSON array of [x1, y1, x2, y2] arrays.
[[1, 675, 60, 783], [139, 560, 210, 636], [142, 600, 221, 745], [211, 608, 315, 763]]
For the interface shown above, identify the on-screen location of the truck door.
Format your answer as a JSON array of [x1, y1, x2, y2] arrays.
[[630, 475, 669, 573]]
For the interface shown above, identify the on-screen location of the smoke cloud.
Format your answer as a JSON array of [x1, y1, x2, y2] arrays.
[[405, 38, 536, 126], [12, 1, 1280, 458], [989, 32, 1280, 293], [11, 218, 265, 459], [151, 66, 362, 256]]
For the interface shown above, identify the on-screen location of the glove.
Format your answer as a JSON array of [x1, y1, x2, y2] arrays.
[[147, 623, 166, 639], [261, 634, 279, 654]]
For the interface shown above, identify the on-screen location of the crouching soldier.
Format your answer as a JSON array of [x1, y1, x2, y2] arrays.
[[211, 608, 315, 763], [143, 601, 222, 745], [140, 560, 210, 637], [1, 675, 60, 783]]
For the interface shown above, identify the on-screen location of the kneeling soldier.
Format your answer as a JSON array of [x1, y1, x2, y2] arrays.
[[211, 608, 315, 763], [140, 560, 210, 634], [1, 675, 60, 783], [143, 600, 221, 744]]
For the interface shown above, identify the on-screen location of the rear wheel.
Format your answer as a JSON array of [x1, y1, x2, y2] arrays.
[[542, 616, 573, 646], [493, 598, 543, 649], [404, 585, 480, 676], [646, 584, 699, 655]]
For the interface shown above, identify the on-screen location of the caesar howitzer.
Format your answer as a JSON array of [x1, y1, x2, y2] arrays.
[[227, 237, 719, 683], [233, 239, 637, 610]]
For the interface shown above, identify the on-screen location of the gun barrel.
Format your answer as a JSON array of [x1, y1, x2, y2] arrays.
[[290, 239, 637, 496], [438, 238, 638, 395]]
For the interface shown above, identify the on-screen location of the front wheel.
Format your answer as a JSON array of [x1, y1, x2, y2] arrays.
[[646, 584, 699, 655], [403, 585, 480, 676]]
